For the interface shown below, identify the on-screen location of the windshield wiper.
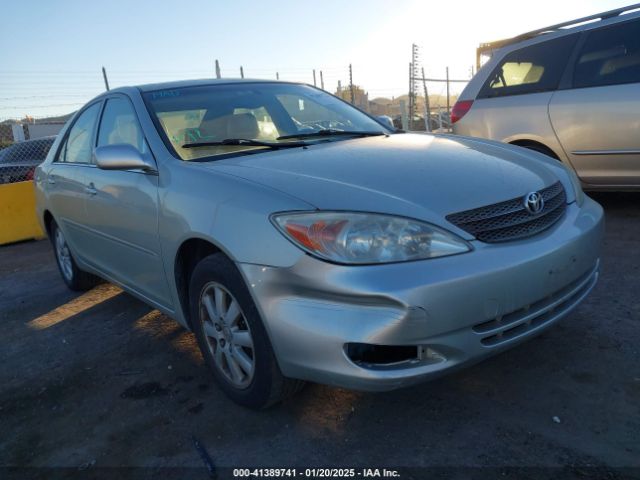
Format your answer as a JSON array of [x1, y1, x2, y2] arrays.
[[277, 129, 387, 140], [182, 138, 308, 149]]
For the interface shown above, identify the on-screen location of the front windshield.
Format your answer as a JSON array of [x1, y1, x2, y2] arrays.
[[143, 83, 389, 161]]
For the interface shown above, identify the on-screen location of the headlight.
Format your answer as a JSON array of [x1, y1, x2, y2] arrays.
[[271, 211, 471, 265], [566, 166, 585, 206]]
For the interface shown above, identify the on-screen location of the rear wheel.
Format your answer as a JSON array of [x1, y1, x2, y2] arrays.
[[515, 142, 559, 160], [189, 253, 304, 408], [51, 220, 100, 291]]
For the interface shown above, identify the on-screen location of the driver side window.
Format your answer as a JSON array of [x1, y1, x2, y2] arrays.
[[97, 97, 148, 153]]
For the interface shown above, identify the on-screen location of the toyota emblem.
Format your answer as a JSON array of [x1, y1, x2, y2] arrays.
[[523, 191, 544, 215]]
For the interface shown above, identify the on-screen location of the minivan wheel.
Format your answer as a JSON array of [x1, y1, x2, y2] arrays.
[[189, 253, 304, 409], [51, 220, 100, 291]]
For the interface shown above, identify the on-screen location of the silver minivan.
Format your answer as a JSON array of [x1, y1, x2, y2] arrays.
[[453, 5, 640, 190]]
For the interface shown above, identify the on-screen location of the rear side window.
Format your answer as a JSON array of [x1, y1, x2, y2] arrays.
[[57, 103, 101, 164], [478, 35, 578, 98], [573, 19, 640, 88]]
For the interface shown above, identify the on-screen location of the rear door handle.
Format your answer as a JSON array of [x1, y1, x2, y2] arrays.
[[85, 183, 97, 196]]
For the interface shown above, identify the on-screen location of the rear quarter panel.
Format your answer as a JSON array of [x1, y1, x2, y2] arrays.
[[454, 93, 570, 164]]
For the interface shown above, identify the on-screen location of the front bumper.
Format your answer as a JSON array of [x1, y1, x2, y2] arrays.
[[239, 197, 604, 391]]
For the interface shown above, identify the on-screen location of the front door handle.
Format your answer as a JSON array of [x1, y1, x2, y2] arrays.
[[47, 177, 56, 185], [85, 183, 97, 196]]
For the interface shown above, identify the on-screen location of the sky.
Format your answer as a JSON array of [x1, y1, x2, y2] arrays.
[[0, 0, 632, 119]]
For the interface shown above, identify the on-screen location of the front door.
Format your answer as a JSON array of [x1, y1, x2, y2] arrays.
[[82, 95, 171, 309]]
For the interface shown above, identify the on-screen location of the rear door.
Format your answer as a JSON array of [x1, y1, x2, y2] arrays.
[[46, 102, 102, 261], [82, 95, 171, 308], [549, 18, 640, 186]]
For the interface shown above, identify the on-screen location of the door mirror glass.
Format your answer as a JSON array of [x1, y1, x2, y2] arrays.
[[94, 144, 156, 172]]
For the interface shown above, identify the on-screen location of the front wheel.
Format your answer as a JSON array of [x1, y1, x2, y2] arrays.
[[51, 220, 100, 291], [189, 253, 304, 408]]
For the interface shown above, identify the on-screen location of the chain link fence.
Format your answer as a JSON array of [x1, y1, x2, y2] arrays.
[[0, 136, 55, 185]]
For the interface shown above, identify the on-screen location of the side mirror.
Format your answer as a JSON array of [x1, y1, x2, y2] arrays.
[[376, 115, 394, 130], [94, 144, 157, 173]]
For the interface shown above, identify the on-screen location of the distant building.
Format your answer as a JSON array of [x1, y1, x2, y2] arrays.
[[334, 84, 369, 111]]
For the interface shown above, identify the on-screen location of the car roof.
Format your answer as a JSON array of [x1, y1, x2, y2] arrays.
[[130, 78, 301, 93], [483, 7, 640, 57]]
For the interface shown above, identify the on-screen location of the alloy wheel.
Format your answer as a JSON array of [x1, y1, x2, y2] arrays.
[[55, 228, 73, 282], [199, 282, 255, 389]]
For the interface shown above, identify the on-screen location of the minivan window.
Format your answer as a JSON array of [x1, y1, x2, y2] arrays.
[[97, 97, 147, 153], [573, 19, 640, 88], [57, 103, 101, 163], [478, 35, 578, 99]]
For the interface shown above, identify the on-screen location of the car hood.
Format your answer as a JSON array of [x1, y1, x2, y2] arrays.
[[209, 134, 561, 239]]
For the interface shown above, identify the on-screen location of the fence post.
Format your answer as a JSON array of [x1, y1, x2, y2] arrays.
[[446, 67, 450, 114], [349, 64, 355, 105], [320, 70, 325, 90], [215, 60, 221, 79], [240, 66, 244, 78], [421, 67, 430, 133], [399, 100, 408, 131]]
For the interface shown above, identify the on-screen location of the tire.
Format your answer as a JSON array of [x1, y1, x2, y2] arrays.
[[51, 220, 100, 291], [189, 253, 304, 408]]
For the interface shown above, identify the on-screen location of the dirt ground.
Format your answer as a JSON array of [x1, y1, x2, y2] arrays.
[[1, 192, 638, 479]]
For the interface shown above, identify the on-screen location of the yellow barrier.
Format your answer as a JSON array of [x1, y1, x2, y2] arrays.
[[0, 181, 45, 245]]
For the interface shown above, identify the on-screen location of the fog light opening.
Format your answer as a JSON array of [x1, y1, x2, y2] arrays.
[[346, 343, 419, 366]]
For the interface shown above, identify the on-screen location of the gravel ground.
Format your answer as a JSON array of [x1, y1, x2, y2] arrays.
[[0, 192, 638, 480]]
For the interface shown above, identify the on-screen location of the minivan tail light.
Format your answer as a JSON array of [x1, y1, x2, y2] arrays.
[[451, 100, 473, 124]]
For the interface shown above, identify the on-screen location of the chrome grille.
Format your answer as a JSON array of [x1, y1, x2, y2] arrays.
[[446, 181, 566, 243]]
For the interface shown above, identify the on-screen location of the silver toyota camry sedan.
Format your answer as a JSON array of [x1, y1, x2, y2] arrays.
[[35, 79, 604, 408]]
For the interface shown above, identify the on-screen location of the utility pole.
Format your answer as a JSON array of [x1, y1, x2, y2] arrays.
[[320, 70, 325, 90], [408, 62, 413, 131], [349, 64, 354, 105], [276, 72, 279, 80], [240, 66, 244, 78], [313, 69, 317, 87], [337, 80, 342, 95], [421, 67, 430, 132], [101, 66, 110, 91], [446, 66, 450, 114], [408, 44, 419, 131], [215, 60, 221, 79]]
